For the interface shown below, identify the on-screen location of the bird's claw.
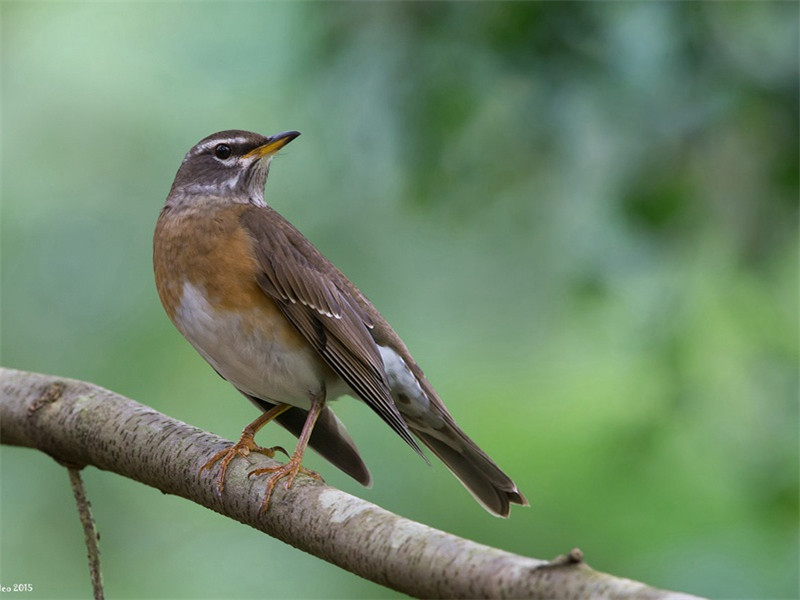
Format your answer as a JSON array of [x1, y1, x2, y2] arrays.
[[200, 434, 288, 495], [249, 460, 323, 512]]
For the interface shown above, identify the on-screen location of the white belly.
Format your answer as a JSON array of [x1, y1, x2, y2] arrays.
[[173, 282, 342, 408]]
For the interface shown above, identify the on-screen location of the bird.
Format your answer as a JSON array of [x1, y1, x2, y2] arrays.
[[153, 129, 527, 517]]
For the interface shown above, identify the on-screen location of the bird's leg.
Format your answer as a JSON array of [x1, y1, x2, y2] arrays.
[[248, 391, 325, 512], [200, 402, 292, 495]]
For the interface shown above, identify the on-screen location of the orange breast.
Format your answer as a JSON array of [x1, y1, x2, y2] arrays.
[[153, 203, 307, 350]]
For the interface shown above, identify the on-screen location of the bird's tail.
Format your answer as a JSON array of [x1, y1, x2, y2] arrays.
[[409, 417, 528, 518], [376, 344, 527, 517]]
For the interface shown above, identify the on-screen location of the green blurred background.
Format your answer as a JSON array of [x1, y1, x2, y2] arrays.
[[2, 2, 797, 598]]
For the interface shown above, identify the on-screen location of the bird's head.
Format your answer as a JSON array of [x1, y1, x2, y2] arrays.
[[168, 129, 300, 207]]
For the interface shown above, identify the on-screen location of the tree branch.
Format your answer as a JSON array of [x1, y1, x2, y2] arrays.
[[0, 367, 703, 599], [67, 467, 105, 600]]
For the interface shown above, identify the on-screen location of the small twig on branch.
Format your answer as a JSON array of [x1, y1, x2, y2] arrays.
[[67, 468, 105, 600], [0, 367, 705, 599]]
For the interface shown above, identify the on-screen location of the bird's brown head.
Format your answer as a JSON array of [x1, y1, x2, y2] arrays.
[[167, 129, 300, 207]]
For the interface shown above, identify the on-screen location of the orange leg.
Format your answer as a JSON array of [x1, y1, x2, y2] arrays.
[[200, 403, 292, 495], [248, 391, 325, 512]]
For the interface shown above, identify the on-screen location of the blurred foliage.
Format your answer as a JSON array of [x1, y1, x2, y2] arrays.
[[1, 2, 797, 599]]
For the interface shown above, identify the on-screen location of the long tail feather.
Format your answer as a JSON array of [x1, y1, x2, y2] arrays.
[[412, 425, 527, 518]]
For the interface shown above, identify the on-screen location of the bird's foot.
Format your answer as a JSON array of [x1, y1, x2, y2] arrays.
[[248, 458, 323, 512], [200, 432, 288, 495]]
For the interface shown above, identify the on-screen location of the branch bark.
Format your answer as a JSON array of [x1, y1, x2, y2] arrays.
[[1, 367, 703, 599]]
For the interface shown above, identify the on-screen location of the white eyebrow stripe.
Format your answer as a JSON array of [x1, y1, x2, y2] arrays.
[[191, 136, 255, 156]]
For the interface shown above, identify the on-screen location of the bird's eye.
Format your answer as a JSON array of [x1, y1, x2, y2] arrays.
[[214, 144, 232, 159]]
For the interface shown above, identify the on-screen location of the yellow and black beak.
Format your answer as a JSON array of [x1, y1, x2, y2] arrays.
[[244, 130, 301, 159]]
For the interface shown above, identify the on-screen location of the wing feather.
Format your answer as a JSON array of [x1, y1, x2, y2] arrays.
[[243, 206, 423, 457]]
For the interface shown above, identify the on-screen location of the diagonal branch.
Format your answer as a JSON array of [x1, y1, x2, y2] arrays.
[[0, 367, 703, 599]]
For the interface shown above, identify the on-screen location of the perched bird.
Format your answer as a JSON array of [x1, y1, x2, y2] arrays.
[[153, 129, 527, 516]]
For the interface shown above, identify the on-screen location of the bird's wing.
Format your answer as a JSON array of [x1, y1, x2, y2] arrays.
[[240, 205, 424, 458]]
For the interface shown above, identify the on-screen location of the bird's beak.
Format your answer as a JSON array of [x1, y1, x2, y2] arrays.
[[244, 130, 301, 159]]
